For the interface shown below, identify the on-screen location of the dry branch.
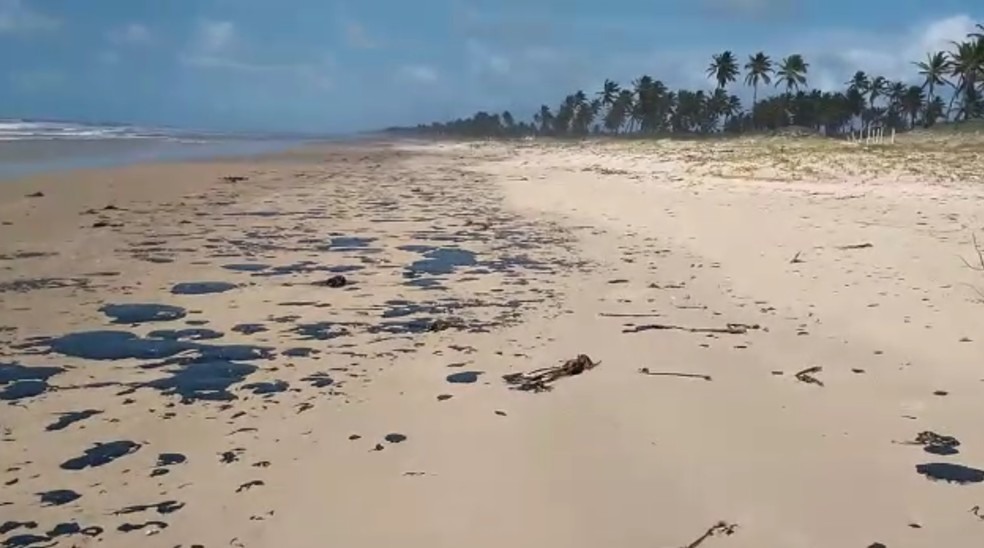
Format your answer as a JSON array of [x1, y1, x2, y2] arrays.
[[837, 242, 874, 250], [959, 233, 984, 301], [959, 233, 984, 272], [680, 521, 738, 548], [623, 323, 759, 335], [794, 366, 824, 387], [971, 506, 984, 521], [502, 354, 599, 392], [638, 367, 712, 381]]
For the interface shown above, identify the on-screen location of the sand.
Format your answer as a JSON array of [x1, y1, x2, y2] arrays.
[[2, 136, 984, 547]]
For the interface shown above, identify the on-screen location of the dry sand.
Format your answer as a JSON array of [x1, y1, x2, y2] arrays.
[[2, 136, 984, 547]]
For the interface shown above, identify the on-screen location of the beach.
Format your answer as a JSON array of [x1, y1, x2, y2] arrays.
[[2, 136, 984, 547]]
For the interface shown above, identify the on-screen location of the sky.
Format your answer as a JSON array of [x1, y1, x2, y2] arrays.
[[0, 0, 981, 133]]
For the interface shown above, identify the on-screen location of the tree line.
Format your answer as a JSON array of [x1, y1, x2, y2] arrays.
[[389, 22, 983, 138]]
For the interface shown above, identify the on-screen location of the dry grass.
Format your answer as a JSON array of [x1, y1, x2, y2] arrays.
[[527, 132, 984, 185]]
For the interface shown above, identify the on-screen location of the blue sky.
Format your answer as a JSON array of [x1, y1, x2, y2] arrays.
[[0, 0, 981, 133]]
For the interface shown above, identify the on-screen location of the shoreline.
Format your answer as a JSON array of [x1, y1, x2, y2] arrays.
[[0, 135, 392, 182], [2, 139, 984, 547]]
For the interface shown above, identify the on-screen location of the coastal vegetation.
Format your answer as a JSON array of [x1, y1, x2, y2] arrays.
[[392, 22, 984, 139]]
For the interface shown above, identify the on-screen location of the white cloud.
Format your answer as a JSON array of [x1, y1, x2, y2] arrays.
[[0, 0, 59, 34], [699, 0, 793, 18], [197, 20, 236, 53], [183, 55, 309, 75], [109, 23, 152, 45], [789, 14, 979, 90], [344, 20, 377, 49], [399, 64, 439, 84], [914, 15, 978, 56], [181, 20, 244, 68], [466, 39, 511, 75], [180, 21, 334, 92]]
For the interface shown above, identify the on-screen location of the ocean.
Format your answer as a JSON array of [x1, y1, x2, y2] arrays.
[[0, 119, 320, 180]]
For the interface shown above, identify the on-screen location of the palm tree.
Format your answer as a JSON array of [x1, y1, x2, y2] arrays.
[[707, 51, 739, 90], [707, 88, 729, 130], [501, 111, 515, 134], [913, 51, 949, 125], [948, 37, 984, 120], [604, 90, 633, 134], [573, 98, 600, 135], [867, 76, 887, 109], [855, 75, 887, 130], [846, 71, 870, 94], [775, 54, 809, 92], [554, 95, 577, 134], [410, 18, 984, 138], [926, 96, 946, 125], [598, 79, 620, 109], [717, 94, 742, 131], [744, 52, 773, 108], [885, 81, 908, 129], [902, 85, 926, 128]]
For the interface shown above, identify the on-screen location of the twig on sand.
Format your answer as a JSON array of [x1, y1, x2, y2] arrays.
[[837, 242, 874, 250], [959, 233, 984, 301], [638, 367, 712, 381], [959, 233, 984, 272], [680, 521, 738, 548], [649, 282, 686, 289], [794, 366, 824, 387], [623, 323, 759, 335], [502, 354, 599, 392], [599, 312, 663, 318], [790, 251, 804, 264]]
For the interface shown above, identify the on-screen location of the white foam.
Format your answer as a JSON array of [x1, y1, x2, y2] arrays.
[[0, 119, 168, 141]]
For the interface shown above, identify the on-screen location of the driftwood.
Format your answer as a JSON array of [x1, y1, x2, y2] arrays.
[[837, 242, 874, 250], [623, 323, 759, 335], [681, 521, 738, 548], [502, 354, 599, 392], [599, 312, 663, 318], [638, 367, 712, 381], [794, 366, 824, 387], [648, 282, 686, 289]]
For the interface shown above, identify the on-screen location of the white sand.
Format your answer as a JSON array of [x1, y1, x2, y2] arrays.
[[1, 138, 984, 547]]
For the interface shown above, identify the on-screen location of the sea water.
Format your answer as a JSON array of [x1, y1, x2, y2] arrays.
[[0, 119, 327, 180]]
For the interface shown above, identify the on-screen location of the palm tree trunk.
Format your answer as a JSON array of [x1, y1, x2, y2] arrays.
[[963, 77, 976, 121], [946, 80, 962, 122], [924, 84, 934, 128], [752, 84, 758, 129]]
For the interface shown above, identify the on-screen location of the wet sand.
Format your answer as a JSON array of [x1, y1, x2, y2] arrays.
[[2, 137, 984, 547]]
